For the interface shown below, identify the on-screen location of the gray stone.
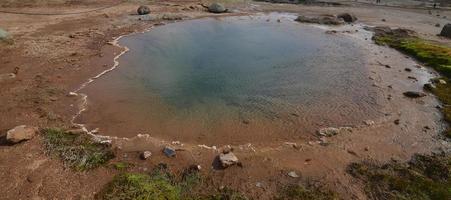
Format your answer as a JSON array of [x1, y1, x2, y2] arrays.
[[440, 23, 451, 38], [219, 152, 239, 168], [137, 5, 150, 15], [140, 151, 152, 160], [6, 125, 38, 144], [337, 13, 357, 23], [403, 91, 427, 98], [208, 3, 227, 13], [163, 146, 176, 157]]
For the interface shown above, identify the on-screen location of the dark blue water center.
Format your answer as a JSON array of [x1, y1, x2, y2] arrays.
[[81, 15, 379, 142]]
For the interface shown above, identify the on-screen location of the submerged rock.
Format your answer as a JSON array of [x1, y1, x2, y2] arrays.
[[337, 13, 357, 23], [219, 151, 239, 168], [440, 23, 451, 38], [403, 91, 427, 98], [295, 15, 343, 25], [137, 5, 150, 15], [6, 125, 38, 144], [208, 3, 227, 13]]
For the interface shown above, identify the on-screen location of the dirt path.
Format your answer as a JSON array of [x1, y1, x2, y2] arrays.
[[0, 1, 450, 199]]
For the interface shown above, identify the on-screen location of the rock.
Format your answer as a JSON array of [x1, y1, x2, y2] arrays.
[[219, 152, 239, 168], [287, 171, 299, 178], [394, 119, 400, 125], [403, 91, 427, 98], [256, 182, 263, 188], [295, 15, 343, 25], [222, 145, 233, 154], [364, 120, 375, 126], [381, 19, 386, 22], [140, 151, 152, 160], [439, 79, 447, 84], [137, 5, 150, 15], [67, 92, 78, 97], [404, 68, 412, 72], [337, 13, 357, 23], [318, 127, 340, 137], [6, 125, 38, 144], [423, 83, 436, 91], [435, 23, 441, 27], [163, 146, 176, 157], [0, 73, 16, 82], [440, 23, 451, 38], [208, 3, 227, 13]]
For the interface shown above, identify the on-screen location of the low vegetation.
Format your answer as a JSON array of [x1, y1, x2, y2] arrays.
[[275, 184, 339, 200], [372, 27, 451, 138], [98, 163, 249, 199], [348, 152, 451, 200], [42, 128, 115, 171], [98, 162, 340, 199]]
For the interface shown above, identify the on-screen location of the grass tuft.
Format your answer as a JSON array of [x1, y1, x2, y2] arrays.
[[275, 184, 339, 200], [42, 128, 115, 171], [347, 153, 451, 200]]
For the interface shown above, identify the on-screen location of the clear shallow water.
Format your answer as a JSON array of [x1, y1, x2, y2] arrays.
[[79, 14, 380, 143]]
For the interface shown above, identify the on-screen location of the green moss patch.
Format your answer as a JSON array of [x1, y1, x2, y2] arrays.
[[42, 128, 115, 171], [372, 27, 451, 138], [347, 153, 451, 200], [275, 184, 339, 200]]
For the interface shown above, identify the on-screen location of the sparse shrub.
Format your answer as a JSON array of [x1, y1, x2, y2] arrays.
[[275, 184, 339, 200], [42, 128, 115, 171]]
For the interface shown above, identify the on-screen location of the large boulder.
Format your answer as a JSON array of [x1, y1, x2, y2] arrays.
[[295, 15, 344, 25], [137, 5, 150, 15], [337, 13, 357, 23], [6, 125, 38, 144], [208, 3, 227, 13], [440, 23, 451, 38], [219, 151, 239, 168]]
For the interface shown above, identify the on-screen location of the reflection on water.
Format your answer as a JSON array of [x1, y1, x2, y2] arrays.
[[78, 14, 381, 144]]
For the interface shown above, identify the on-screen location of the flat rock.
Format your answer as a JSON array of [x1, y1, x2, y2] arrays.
[[295, 15, 343, 25], [403, 91, 427, 98], [287, 171, 299, 178], [163, 146, 176, 157], [6, 125, 38, 144], [219, 152, 239, 168], [318, 127, 340, 137]]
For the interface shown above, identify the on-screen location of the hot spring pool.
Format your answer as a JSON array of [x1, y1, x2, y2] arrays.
[[78, 14, 381, 144]]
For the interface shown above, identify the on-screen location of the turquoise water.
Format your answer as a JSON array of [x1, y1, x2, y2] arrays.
[[80, 14, 379, 143]]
